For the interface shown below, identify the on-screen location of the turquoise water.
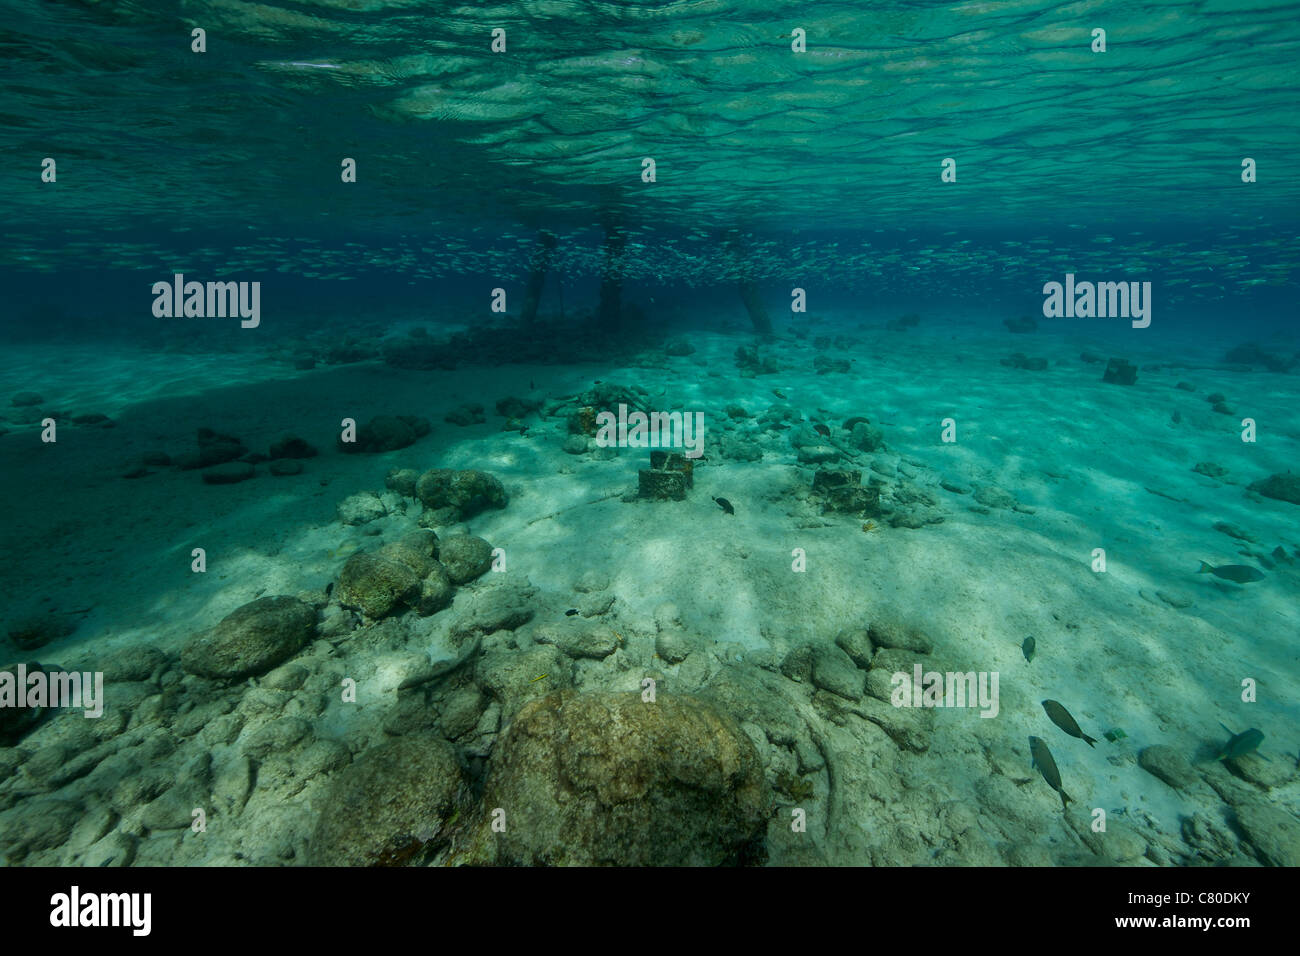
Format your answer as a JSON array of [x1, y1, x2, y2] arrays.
[[0, 0, 1297, 868]]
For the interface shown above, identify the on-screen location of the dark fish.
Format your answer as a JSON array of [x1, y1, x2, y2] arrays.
[[564, 608, 579, 617], [772, 389, 786, 399], [1042, 700, 1097, 747], [713, 496, 734, 515], [1198, 562, 1265, 583], [1029, 736, 1072, 809], [1022, 636, 1035, 662], [813, 423, 831, 439], [1217, 724, 1267, 761]]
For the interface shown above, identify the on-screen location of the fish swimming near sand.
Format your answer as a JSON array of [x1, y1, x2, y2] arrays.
[[1216, 724, 1267, 761], [1042, 700, 1097, 747], [1029, 736, 1072, 809], [1022, 636, 1035, 662], [713, 496, 735, 515], [1197, 562, 1265, 583], [813, 423, 831, 439]]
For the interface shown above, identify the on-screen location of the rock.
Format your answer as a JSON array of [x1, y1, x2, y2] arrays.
[[444, 403, 486, 427], [177, 428, 247, 469], [797, 444, 840, 464], [867, 618, 934, 654], [532, 620, 618, 660], [811, 645, 864, 700], [338, 415, 431, 454], [1248, 472, 1300, 505], [385, 468, 420, 497], [833, 628, 873, 668], [780, 645, 814, 683], [0, 799, 82, 860], [1138, 744, 1199, 790], [562, 435, 589, 455], [438, 688, 486, 739], [447, 582, 535, 638], [1001, 352, 1048, 371], [415, 468, 507, 519], [1003, 316, 1037, 333], [1194, 461, 1228, 479], [810, 469, 881, 517], [849, 421, 885, 452], [473, 690, 766, 866], [337, 491, 388, 526], [101, 645, 167, 682], [574, 570, 610, 593], [1223, 342, 1298, 373], [437, 534, 494, 584], [11, 392, 43, 407], [334, 534, 445, 619], [812, 354, 850, 374], [268, 435, 317, 459], [1234, 800, 1300, 866], [269, 457, 304, 478], [1182, 811, 1238, 863], [262, 662, 308, 691], [308, 736, 463, 866], [476, 644, 571, 720], [973, 485, 1017, 510], [1213, 521, 1256, 542], [638, 469, 687, 500], [664, 337, 696, 357], [200, 461, 255, 485], [496, 396, 541, 419], [655, 629, 693, 663], [1102, 358, 1138, 385], [847, 694, 933, 753], [6, 613, 76, 651], [70, 413, 112, 426], [180, 596, 316, 679], [719, 435, 762, 461], [416, 564, 455, 615]]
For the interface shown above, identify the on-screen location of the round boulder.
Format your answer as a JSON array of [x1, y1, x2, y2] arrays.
[[475, 690, 767, 866], [180, 596, 316, 679], [309, 735, 463, 866], [437, 534, 494, 584]]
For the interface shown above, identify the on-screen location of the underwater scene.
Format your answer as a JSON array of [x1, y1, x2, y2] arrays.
[[1, 0, 1297, 872]]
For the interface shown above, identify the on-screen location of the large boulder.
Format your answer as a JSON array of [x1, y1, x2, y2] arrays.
[[338, 415, 431, 454], [437, 534, 494, 584], [473, 690, 767, 866], [336, 530, 446, 619], [180, 596, 315, 679], [308, 736, 463, 866], [414, 469, 507, 521]]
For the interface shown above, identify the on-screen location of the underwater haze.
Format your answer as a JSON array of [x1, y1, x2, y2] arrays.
[[0, 0, 1298, 870]]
